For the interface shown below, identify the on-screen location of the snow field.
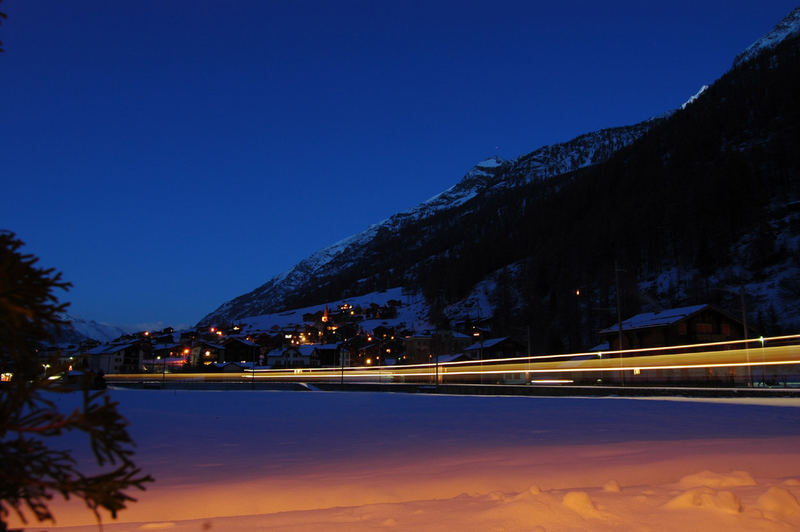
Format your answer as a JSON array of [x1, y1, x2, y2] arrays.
[[18, 390, 800, 531]]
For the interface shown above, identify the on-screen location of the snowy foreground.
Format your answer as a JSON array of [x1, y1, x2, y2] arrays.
[[16, 389, 800, 531]]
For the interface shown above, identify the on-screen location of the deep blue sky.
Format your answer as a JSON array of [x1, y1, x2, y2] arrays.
[[2, 1, 797, 329]]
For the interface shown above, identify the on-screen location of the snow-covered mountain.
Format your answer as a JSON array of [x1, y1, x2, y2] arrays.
[[734, 6, 800, 67], [202, 6, 800, 341], [48, 314, 132, 345], [199, 120, 656, 326]]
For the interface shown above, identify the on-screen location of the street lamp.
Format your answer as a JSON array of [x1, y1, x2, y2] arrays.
[[156, 355, 165, 386], [615, 261, 625, 387]]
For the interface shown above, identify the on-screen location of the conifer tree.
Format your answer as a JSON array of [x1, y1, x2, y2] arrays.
[[0, 231, 152, 530]]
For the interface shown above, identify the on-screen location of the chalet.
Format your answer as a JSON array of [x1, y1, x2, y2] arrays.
[[313, 344, 342, 367], [152, 343, 190, 359], [179, 330, 198, 343], [190, 341, 225, 366], [463, 337, 526, 359], [86, 341, 150, 374], [267, 345, 316, 368], [223, 337, 260, 364], [432, 329, 475, 356], [403, 333, 433, 364], [599, 304, 747, 351], [358, 343, 388, 365]]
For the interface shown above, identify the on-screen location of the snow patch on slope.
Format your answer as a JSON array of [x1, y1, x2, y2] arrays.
[[681, 85, 709, 109], [232, 287, 433, 334], [734, 7, 800, 67]]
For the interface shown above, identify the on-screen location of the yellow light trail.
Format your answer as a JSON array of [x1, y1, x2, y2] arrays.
[[106, 334, 800, 385]]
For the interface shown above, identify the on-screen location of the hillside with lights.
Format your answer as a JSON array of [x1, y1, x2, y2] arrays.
[[201, 9, 797, 351]]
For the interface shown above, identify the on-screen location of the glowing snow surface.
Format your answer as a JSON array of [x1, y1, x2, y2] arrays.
[[17, 390, 800, 531]]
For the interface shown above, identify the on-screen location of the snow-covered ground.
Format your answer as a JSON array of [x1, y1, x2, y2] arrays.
[[234, 286, 433, 334], [16, 390, 800, 531]]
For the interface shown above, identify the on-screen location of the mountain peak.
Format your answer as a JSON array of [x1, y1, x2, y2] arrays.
[[734, 6, 800, 67], [198, 122, 650, 326], [475, 156, 505, 169]]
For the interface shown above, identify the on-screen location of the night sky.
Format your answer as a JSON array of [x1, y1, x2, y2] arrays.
[[2, 1, 797, 329]]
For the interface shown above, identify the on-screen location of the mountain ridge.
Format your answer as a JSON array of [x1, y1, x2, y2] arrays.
[[734, 6, 800, 67], [200, 7, 800, 347], [199, 119, 657, 326]]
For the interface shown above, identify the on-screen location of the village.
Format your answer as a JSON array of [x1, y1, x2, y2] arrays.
[[34, 296, 752, 380]]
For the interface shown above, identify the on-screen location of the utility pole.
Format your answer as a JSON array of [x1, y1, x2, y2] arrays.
[[740, 285, 752, 387], [615, 261, 625, 387], [435, 352, 439, 389], [526, 325, 531, 384]]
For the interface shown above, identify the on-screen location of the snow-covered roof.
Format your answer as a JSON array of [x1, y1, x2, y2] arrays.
[[436, 353, 473, 363], [314, 343, 340, 350], [224, 338, 259, 347], [599, 304, 709, 334], [152, 343, 183, 351], [194, 341, 225, 350], [297, 345, 316, 357], [269, 345, 317, 357], [464, 337, 509, 352], [86, 342, 136, 355]]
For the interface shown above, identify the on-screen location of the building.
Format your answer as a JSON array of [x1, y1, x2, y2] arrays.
[[403, 333, 433, 364], [313, 344, 342, 367], [432, 329, 475, 357], [86, 341, 150, 374], [190, 341, 226, 366], [223, 337, 260, 364], [598, 304, 747, 351], [267, 345, 316, 368], [463, 337, 526, 359]]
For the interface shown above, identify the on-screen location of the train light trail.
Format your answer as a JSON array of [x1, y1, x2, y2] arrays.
[[106, 334, 800, 387]]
